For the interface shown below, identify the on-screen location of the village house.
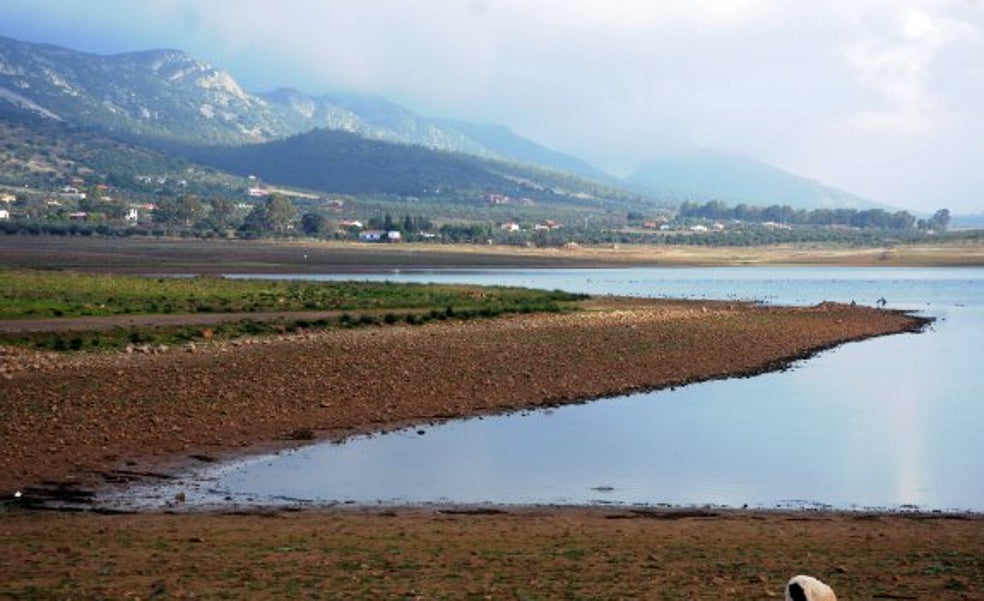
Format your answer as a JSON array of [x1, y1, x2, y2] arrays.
[[359, 230, 402, 243], [500, 221, 520, 232], [59, 187, 86, 201], [763, 221, 792, 230], [485, 193, 510, 205], [484, 193, 535, 207], [642, 218, 669, 229], [0, 208, 9, 220]]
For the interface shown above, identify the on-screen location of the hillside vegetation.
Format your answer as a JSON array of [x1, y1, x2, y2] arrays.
[[183, 128, 640, 208]]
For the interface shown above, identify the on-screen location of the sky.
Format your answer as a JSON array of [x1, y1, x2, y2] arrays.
[[1, 0, 982, 213]]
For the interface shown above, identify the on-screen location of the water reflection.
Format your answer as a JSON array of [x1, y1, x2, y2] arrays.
[[115, 267, 984, 511]]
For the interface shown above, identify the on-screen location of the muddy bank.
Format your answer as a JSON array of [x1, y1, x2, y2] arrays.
[[2, 235, 984, 273], [0, 298, 926, 496]]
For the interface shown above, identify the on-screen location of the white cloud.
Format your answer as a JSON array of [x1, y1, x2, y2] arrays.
[[838, 3, 981, 136]]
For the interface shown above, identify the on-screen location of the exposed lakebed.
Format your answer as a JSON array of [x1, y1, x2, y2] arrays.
[[105, 267, 984, 512]]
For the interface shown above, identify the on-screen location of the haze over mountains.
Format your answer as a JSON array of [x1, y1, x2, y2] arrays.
[[0, 34, 887, 212], [626, 152, 889, 210]]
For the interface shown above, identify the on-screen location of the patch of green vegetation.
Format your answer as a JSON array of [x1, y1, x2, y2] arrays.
[[0, 271, 586, 320], [0, 271, 588, 351]]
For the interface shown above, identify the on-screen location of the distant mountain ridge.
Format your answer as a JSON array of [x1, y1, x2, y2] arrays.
[[183, 127, 638, 210], [0, 34, 888, 212], [0, 37, 283, 142], [0, 34, 606, 182], [624, 152, 890, 211]]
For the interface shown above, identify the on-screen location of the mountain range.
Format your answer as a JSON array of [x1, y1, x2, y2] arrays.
[[0, 34, 883, 212]]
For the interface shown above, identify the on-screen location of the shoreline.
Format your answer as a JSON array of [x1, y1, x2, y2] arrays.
[[2, 297, 929, 502], [3, 286, 981, 599]]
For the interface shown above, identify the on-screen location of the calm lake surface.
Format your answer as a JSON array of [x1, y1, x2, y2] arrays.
[[114, 267, 984, 512]]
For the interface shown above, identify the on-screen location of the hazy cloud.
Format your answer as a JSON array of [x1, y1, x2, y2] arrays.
[[1, 0, 981, 212]]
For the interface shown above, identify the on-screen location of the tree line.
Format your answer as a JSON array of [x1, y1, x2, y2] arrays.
[[678, 200, 951, 231], [153, 192, 297, 235]]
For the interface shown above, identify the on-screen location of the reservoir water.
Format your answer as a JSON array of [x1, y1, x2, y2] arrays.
[[114, 267, 984, 512]]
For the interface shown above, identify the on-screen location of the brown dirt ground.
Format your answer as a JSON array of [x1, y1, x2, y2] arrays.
[[1, 238, 980, 599], [1, 507, 981, 599]]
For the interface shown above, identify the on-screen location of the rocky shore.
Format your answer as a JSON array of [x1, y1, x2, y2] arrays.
[[1, 297, 926, 495]]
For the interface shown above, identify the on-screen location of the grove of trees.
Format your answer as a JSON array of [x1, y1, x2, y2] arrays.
[[240, 194, 297, 235], [677, 200, 950, 232]]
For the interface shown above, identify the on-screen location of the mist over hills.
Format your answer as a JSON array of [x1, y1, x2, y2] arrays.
[[0, 33, 889, 212], [625, 152, 892, 212]]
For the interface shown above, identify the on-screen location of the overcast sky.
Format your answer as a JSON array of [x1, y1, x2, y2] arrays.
[[2, 0, 982, 213]]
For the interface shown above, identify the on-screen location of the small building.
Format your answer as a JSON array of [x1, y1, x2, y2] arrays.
[[763, 221, 792, 230], [360, 230, 401, 243], [125, 208, 139, 222], [534, 220, 562, 232], [500, 221, 520, 232], [59, 187, 86, 201], [0, 209, 9, 220], [485, 193, 510, 205]]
